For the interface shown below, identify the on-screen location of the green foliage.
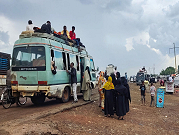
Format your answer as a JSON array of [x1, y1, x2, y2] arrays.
[[160, 67, 175, 75]]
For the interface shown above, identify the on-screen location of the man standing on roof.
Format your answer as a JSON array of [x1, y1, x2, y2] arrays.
[[61, 26, 71, 39], [26, 20, 35, 31], [41, 21, 51, 34], [66, 62, 78, 103]]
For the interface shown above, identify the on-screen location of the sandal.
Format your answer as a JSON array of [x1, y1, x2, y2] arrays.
[[118, 117, 124, 120]]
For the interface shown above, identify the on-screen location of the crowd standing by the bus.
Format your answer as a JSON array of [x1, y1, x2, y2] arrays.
[[98, 70, 131, 120], [26, 20, 133, 119]]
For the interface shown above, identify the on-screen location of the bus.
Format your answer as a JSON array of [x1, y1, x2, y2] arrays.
[[11, 32, 98, 105], [136, 71, 150, 85]]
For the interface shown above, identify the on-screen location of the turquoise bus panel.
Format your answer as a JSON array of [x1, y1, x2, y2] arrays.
[[81, 50, 87, 55], [72, 47, 78, 53], [30, 37, 41, 43], [39, 38, 50, 45], [15, 38, 51, 45], [47, 70, 69, 85], [50, 40, 63, 49], [17, 71, 38, 84], [38, 71, 47, 82], [47, 70, 81, 85], [62, 43, 72, 51], [77, 71, 81, 82]]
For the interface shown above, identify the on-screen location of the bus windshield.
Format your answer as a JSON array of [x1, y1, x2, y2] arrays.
[[137, 72, 144, 80], [12, 46, 45, 68]]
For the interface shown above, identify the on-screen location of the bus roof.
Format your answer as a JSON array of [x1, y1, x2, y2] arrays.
[[14, 32, 92, 58]]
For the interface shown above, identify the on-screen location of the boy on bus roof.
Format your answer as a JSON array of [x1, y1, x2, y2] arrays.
[[26, 20, 35, 31]]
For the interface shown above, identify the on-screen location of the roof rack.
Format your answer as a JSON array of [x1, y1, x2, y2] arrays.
[[19, 31, 86, 51]]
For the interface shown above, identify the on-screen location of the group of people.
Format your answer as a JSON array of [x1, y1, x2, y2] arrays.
[[26, 20, 85, 48], [140, 80, 156, 107], [98, 71, 131, 120]]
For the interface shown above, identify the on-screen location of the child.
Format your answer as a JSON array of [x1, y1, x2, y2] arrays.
[[150, 82, 156, 107], [140, 81, 146, 105]]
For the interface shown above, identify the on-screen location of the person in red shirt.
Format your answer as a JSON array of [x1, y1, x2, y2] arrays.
[[69, 26, 86, 50], [69, 26, 76, 40]]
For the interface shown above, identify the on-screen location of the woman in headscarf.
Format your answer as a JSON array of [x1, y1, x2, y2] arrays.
[[116, 72, 120, 79], [115, 78, 127, 120], [121, 77, 131, 113], [103, 76, 114, 117], [81, 66, 92, 101], [98, 71, 106, 109]]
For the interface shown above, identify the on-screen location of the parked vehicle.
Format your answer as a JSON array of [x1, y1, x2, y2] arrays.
[[0, 52, 11, 87], [11, 32, 98, 105], [174, 76, 179, 88], [130, 76, 134, 82], [136, 70, 150, 85]]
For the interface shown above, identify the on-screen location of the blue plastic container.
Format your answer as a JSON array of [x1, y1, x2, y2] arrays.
[[156, 87, 165, 108]]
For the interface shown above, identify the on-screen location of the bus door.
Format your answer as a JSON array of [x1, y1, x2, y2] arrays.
[[85, 58, 96, 86], [89, 58, 96, 83], [67, 53, 81, 92]]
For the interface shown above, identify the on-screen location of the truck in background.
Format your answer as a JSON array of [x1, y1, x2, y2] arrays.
[[0, 52, 11, 94]]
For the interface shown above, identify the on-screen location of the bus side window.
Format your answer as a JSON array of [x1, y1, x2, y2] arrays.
[[62, 52, 66, 70], [76, 55, 79, 71], [67, 53, 70, 70]]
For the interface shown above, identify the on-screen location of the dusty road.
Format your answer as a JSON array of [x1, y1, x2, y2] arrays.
[[0, 82, 179, 135]]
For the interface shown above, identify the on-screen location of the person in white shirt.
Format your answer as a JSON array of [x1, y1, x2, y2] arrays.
[[169, 75, 173, 82], [26, 20, 34, 31], [150, 82, 156, 107]]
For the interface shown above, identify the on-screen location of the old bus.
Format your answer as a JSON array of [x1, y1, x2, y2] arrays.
[[11, 32, 97, 105]]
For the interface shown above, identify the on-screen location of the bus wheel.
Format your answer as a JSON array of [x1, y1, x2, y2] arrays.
[[61, 87, 70, 103], [18, 97, 27, 105], [31, 93, 45, 105]]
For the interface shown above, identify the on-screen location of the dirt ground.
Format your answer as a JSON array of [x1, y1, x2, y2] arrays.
[[0, 82, 179, 135]]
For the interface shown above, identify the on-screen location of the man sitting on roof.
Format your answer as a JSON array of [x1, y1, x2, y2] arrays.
[[61, 26, 71, 39], [41, 21, 52, 34], [69, 26, 79, 45], [69, 26, 85, 49], [69, 26, 76, 40], [26, 20, 35, 31]]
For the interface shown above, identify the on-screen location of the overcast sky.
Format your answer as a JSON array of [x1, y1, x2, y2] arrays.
[[0, 0, 179, 77]]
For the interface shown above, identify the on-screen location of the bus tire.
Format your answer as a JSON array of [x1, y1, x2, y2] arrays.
[[61, 87, 70, 103], [31, 93, 45, 105]]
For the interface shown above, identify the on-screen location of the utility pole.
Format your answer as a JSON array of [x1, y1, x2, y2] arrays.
[[169, 43, 179, 73]]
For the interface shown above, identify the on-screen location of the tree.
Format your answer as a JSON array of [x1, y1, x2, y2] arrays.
[[160, 67, 175, 75]]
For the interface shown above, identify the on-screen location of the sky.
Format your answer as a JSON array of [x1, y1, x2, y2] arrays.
[[0, 0, 179, 77]]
